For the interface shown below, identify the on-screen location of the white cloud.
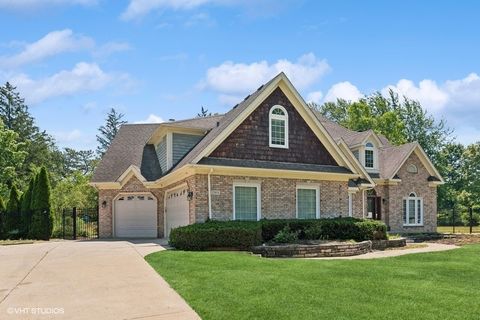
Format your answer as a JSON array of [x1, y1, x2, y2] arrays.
[[93, 41, 131, 58], [121, 0, 214, 20], [135, 114, 165, 123], [382, 79, 449, 112], [0, 0, 97, 10], [323, 81, 363, 103], [0, 29, 94, 68], [306, 91, 323, 104], [9, 62, 114, 104], [202, 53, 330, 98], [218, 94, 242, 106]]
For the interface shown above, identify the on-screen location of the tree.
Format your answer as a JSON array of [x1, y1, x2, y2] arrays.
[[0, 197, 5, 239], [63, 148, 97, 175], [29, 167, 53, 240], [197, 106, 211, 118], [437, 143, 465, 210], [20, 177, 35, 237], [0, 119, 26, 197], [96, 108, 126, 156], [51, 171, 98, 214], [5, 185, 21, 239]]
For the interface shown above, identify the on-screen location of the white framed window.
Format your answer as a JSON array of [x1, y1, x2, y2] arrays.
[[269, 105, 288, 148], [233, 182, 261, 221], [407, 164, 418, 174], [403, 192, 423, 226], [365, 142, 374, 168], [296, 185, 320, 219]]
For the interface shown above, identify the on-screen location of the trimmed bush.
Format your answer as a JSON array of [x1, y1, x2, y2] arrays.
[[20, 177, 35, 238], [169, 218, 387, 250], [29, 167, 53, 240], [169, 220, 262, 250], [0, 197, 5, 239], [5, 185, 21, 239]]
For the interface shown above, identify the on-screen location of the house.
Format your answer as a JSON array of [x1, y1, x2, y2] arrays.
[[91, 72, 444, 238]]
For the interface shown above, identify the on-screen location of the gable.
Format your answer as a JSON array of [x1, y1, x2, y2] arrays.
[[397, 152, 431, 182], [210, 87, 339, 166]]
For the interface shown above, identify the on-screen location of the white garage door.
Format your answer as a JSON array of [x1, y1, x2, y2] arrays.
[[165, 186, 190, 238], [115, 194, 157, 238]]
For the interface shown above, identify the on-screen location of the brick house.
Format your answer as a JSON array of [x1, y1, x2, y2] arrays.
[[91, 73, 443, 238]]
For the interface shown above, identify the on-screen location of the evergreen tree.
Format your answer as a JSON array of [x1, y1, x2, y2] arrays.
[[96, 108, 126, 156], [29, 167, 53, 240], [5, 185, 21, 239], [0, 197, 5, 239], [197, 106, 211, 117], [20, 177, 35, 237]]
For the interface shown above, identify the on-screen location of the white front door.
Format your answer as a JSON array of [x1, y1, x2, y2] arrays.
[[165, 186, 190, 238], [114, 194, 157, 238]]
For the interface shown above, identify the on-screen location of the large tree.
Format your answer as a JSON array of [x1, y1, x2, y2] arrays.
[[62, 148, 97, 175], [0, 197, 6, 239], [96, 108, 126, 156], [20, 177, 35, 237], [0, 120, 26, 197], [5, 185, 21, 238]]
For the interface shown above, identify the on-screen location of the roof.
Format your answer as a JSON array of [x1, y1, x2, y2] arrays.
[[198, 157, 352, 174], [379, 142, 417, 179], [91, 115, 224, 183], [92, 124, 160, 183]]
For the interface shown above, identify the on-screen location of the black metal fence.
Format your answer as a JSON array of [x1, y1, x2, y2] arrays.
[[53, 207, 99, 240]]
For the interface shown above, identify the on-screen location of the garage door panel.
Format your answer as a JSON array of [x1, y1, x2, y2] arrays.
[[115, 194, 157, 238], [165, 186, 190, 237]]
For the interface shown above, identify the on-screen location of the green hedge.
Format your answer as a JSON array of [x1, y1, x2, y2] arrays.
[[169, 221, 262, 251], [169, 218, 387, 250]]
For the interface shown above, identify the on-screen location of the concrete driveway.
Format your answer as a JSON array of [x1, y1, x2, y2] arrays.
[[0, 240, 200, 320]]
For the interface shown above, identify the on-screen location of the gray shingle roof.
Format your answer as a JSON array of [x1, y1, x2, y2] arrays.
[[140, 144, 162, 181], [198, 157, 352, 174]]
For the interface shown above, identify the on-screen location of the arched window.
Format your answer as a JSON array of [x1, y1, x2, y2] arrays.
[[403, 192, 423, 226], [269, 105, 288, 148], [407, 164, 418, 174], [365, 141, 375, 168]]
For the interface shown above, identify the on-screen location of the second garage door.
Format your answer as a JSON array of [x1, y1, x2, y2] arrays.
[[115, 194, 157, 238], [165, 186, 190, 237]]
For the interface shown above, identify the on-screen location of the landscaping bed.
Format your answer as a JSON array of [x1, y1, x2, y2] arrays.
[[169, 218, 387, 251]]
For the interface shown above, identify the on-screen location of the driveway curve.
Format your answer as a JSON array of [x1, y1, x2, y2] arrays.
[[0, 240, 200, 320]]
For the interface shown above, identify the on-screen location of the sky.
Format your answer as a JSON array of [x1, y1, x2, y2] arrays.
[[0, 0, 479, 150]]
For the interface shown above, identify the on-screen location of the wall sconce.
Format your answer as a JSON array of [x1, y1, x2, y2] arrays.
[[101, 200, 107, 208], [187, 191, 194, 201]]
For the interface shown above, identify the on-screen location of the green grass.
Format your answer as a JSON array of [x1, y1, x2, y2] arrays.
[[438, 226, 480, 233], [146, 245, 480, 320]]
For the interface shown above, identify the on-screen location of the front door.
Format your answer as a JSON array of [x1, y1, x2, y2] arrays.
[[367, 196, 382, 220]]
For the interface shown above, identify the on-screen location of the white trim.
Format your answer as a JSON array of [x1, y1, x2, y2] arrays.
[[268, 105, 289, 149], [113, 192, 158, 238], [232, 181, 261, 221], [391, 143, 444, 183], [166, 132, 173, 170], [403, 193, 424, 226], [296, 184, 320, 219], [163, 183, 189, 237]]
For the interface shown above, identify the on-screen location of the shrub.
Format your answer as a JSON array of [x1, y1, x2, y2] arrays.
[[30, 167, 53, 240], [272, 226, 299, 243], [5, 185, 21, 239], [20, 177, 35, 238], [0, 197, 5, 240], [169, 220, 262, 250]]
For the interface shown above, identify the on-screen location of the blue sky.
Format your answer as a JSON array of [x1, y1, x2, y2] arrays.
[[0, 0, 479, 150]]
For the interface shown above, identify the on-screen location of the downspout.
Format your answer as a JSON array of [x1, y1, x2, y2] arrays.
[[207, 168, 213, 220]]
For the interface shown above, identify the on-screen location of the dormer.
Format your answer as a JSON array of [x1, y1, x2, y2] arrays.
[[350, 131, 382, 173]]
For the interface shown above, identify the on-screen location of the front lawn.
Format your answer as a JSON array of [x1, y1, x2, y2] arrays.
[[146, 245, 480, 320]]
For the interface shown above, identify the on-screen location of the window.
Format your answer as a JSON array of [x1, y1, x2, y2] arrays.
[[403, 192, 423, 226], [365, 142, 374, 168], [296, 186, 320, 219], [407, 164, 418, 174], [233, 183, 260, 221], [269, 105, 288, 148]]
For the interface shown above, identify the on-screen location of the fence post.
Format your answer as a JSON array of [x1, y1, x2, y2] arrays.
[[73, 207, 77, 240], [96, 205, 99, 239], [62, 209, 66, 239], [452, 206, 456, 234], [470, 206, 473, 234]]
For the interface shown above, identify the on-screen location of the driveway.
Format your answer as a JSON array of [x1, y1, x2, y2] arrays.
[[0, 240, 200, 320]]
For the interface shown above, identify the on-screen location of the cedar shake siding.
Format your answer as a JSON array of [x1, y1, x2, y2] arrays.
[[210, 87, 339, 166]]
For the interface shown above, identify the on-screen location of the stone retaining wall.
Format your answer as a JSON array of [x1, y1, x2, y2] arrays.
[[251, 241, 372, 258], [371, 238, 406, 250]]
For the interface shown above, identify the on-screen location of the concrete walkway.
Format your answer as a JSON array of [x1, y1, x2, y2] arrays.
[[313, 242, 459, 260], [0, 240, 199, 320]]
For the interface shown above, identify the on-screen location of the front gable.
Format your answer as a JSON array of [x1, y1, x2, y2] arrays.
[[210, 87, 338, 166]]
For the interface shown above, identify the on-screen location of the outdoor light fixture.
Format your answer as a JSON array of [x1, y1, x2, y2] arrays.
[[101, 200, 107, 208], [187, 191, 194, 201]]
